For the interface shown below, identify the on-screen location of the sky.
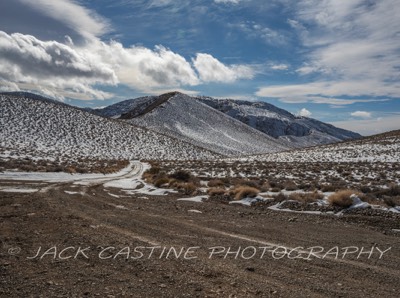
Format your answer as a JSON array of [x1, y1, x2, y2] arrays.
[[0, 0, 399, 135]]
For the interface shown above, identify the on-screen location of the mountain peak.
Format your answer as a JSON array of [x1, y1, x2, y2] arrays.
[[119, 91, 182, 119]]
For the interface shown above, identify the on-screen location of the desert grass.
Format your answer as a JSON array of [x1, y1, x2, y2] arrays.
[[208, 187, 226, 197], [328, 190, 363, 208], [231, 186, 260, 201], [288, 191, 324, 204]]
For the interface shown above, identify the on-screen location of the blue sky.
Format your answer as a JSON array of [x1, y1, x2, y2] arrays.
[[0, 0, 399, 135]]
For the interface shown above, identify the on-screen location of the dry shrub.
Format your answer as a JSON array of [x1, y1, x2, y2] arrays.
[[208, 187, 226, 197], [328, 190, 363, 208], [288, 191, 324, 204], [208, 179, 225, 188], [259, 181, 271, 192], [66, 167, 76, 174], [176, 182, 197, 195], [284, 181, 298, 191], [232, 186, 260, 201], [169, 170, 192, 182], [270, 187, 281, 193], [233, 179, 259, 188], [274, 192, 287, 202], [146, 166, 161, 175], [383, 196, 400, 208], [154, 177, 170, 187], [321, 184, 339, 192]]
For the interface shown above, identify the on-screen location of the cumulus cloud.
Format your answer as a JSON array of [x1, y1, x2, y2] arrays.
[[0, 31, 117, 99], [193, 53, 254, 83], [96, 41, 200, 90], [298, 108, 312, 117], [0, 28, 254, 99], [351, 111, 372, 118]]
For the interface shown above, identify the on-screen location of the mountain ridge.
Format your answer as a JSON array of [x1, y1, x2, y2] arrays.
[[92, 92, 361, 150]]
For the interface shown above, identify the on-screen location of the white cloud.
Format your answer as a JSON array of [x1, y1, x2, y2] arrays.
[[0, 31, 117, 100], [256, 80, 398, 104], [258, 0, 400, 104], [0, 29, 255, 99], [330, 115, 400, 136], [298, 108, 312, 117], [18, 0, 110, 39], [351, 111, 372, 118], [235, 21, 287, 45], [97, 41, 200, 90], [193, 53, 254, 83], [270, 63, 289, 70]]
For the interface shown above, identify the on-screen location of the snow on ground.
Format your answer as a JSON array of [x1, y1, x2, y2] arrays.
[[229, 196, 267, 206], [0, 187, 38, 193], [188, 209, 203, 213], [268, 202, 323, 215], [1, 162, 134, 182], [177, 196, 208, 203]]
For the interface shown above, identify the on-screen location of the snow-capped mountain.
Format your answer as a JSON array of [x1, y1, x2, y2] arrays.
[[0, 93, 218, 161], [198, 97, 361, 148], [94, 92, 290, 156]]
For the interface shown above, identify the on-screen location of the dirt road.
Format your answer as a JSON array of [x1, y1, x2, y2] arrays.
[[1, 165, 399, 297]]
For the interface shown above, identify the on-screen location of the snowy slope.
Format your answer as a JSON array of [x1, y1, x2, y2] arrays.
[[199, 97, 361, 147], [111, 92, 290, 156], [0, 94, 218, 161], [239, 130, 400, 163]]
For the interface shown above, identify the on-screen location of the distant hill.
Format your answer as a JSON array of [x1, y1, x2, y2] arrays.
[[0, 93, 218, 161], [199, 97, 361, 148], [240, 130, 400, 163]]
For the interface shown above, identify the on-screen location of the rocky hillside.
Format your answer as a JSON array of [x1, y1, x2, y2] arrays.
[[199, 97, 361, 148]]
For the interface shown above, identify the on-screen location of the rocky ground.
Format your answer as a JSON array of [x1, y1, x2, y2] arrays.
[[1, 177, 400, 297]]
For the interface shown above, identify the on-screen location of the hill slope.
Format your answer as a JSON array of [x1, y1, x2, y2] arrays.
[[96, 92, 289, 156], [240, 130, 400, 163], [199, 97, 361, 148], [0, 94, 218, 161]]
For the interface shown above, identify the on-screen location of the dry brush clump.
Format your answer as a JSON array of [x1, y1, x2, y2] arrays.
[[383, 196, 400, 208], [207, 179, 225, 188], [208, 187, 227, 197], [144, 167, 199, 195], [231, 186, 260, 201], [284, 181, 298, 191], [288, 191, 324, 204], [328, 190, 364, 208]]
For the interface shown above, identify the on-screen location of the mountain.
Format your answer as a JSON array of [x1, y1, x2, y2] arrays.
[[198, 97, 361, 148], [0, 93, 218, 161], [93, 92, 290, 156], [241, 130, 400, 163], [93, 93, 360, 152]]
